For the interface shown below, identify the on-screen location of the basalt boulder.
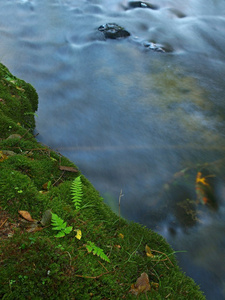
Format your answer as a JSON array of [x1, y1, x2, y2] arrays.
[[98, 23, 169, 53], [126, 1, 159, 10], [143, 41, 165, 52], [98, 23, 131, 39]]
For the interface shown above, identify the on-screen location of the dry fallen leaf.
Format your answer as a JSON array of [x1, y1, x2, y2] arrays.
[[130, 272, 151, 296], [42, 182, 49, 190], [18, 210, 35, 222], [59, 166, 78, 173], [26, 223, 43, 233], [145, 244, 154, 258]]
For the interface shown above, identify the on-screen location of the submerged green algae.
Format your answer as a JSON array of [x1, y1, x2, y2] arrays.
[[0, 63, 205, 299]]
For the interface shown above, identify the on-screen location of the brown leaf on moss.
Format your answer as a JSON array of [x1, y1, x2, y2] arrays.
[[42, 182, 49, 190], [18, 210, 35, 222], [59, 165, 78, 172], [130, 272, 151, 296], [26, 224, 43, 233]]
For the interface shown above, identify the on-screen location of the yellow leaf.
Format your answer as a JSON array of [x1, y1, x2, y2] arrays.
[[16, 86, 25, 92], [145, 244, 154, 258], [118, 233, 124, 239], [0, 151, 8, 162], [196, 172, 209, 186], [195, 172, 215, 204], [75, 229, 82, 240]]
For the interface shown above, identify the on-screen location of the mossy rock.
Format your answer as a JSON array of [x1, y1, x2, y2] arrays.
[[0, 63, 205, 299]]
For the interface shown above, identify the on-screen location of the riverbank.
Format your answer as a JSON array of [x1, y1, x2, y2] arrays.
[[0, 63, 205, 299]]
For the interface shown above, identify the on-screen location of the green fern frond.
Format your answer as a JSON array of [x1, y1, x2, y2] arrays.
[[51, 213, 73, 238], [71, 176, 83, 210], [86, 241, 110, 263]]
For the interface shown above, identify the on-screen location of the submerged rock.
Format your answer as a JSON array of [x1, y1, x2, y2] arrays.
[[98, 23, 169, 53], [98, 23, 131, 39], [127, 1, 159, 10], [143, 41, 166, 52]]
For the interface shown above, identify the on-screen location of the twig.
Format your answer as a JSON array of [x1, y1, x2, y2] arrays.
[[118, 189, 124, 224], [125, 236, 143, 263], [13, 129, 39, 147], [52, 171, 65, 187], [98, 260, 109, 272], [65, 251, 72, 266], [0, 218, 8, 229], [151, 249, 174, 266], [28, 132, 39, 140], [13, 128, 30, 146], [74, 271, 111, 279]]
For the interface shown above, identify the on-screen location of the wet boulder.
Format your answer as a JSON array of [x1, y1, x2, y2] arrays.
[[127, 1, 159, 10], [143, 41, 165, 52], [98, 23, 131, 39], [97, 23, 169, 53]]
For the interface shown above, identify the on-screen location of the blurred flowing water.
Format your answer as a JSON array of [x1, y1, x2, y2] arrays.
[[1, 0, 225, 298]]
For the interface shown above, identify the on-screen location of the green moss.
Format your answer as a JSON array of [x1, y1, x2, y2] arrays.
[[0, 63, 38, 130], [0, 63, 206, 299]]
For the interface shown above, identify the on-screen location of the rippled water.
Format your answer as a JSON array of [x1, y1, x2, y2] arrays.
[[1, 0, 225, 298]]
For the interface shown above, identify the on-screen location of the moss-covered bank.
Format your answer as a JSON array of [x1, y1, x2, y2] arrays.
[[0, 63, 205, 299]]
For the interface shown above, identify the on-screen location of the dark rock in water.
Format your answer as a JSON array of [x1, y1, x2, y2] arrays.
[[127, 1, 159, 10], [98, 23, 168, 54], [98, 23, 131, 39], [143, 41, 165, 52], [169, 8, 186, 18]]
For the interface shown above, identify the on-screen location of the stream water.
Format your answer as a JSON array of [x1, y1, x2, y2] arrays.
[[1, 0, 225, 298]]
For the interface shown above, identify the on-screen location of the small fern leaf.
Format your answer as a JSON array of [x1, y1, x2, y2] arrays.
[[64, 226, 73, 235], [55, 231, 66, 238], [86, 241, 110, 263], [51, 213, 73, 238], [86, 241, 94, 253], [71, 176, 83, 210], [51, 213, 64, 227]]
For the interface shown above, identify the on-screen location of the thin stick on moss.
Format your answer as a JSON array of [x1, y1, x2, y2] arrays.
[[124, 236, 143, 263], [118, 189, 123, 223], [0, 218, 8, 229], [65, 251, 72, 266], [52, 170, 65, 187], [151, 249, 174, 266], [74, 271, 111, 279], [98, 260, 109, 272]]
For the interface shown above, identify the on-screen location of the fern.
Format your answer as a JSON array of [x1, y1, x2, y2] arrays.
[[86, 241, 110, 263], [51, 213, 73, 238], [71, 176, 83, 210]]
